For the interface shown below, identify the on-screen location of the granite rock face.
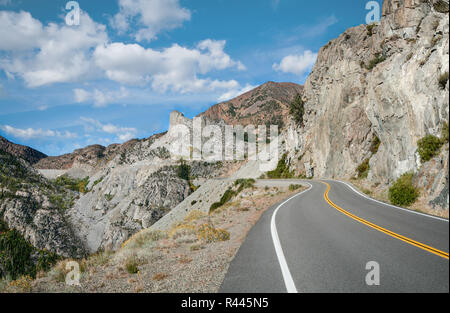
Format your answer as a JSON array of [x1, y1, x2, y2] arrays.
[[285, 0, 449, 210], [0, 150, 86, 258]]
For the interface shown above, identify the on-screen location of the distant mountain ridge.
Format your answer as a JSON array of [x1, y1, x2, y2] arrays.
[[199, 81, 303, 128], [0, 135, 47, 165]]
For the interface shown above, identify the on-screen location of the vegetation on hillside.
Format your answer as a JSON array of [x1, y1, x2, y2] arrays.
[[289, 93, 305, 127], [388, 173, 419, 207], [210, 179, 255, 213], [0, 228, 58, 280], [177, 159, 191, 181], [370, 136, 381, 154], [355, 135, 381, 179], [438, 72, 449, 89], [417, 134, 444, 162], [357, 158, 371, 179], [53, 175, 90, 194], [441, 122, 449, 143], [0, 150, 80, 280], [366, 23, 376, 36], [365, 53, 386, 71], [267, 154, 294, 179]]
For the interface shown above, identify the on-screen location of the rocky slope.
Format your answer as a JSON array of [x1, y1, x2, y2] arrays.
[[0, 150, 87, 260], [284, 0, 449, 211], [1, 0, 448, 269], [0, 135, 47, 165], [200, 81, 303, 129]]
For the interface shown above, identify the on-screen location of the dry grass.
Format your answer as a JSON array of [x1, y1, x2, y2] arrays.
[[349, 179, 449, 218], [3, 276, 33, 293], [152, 273, 169, 281], [30, 185, 306, 293]]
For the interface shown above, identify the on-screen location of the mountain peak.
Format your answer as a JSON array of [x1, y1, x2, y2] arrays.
[[199, 81, 303, 128]]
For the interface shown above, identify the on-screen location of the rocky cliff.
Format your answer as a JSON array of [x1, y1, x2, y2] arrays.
[[0, 150, 86, 259], [284, 0, 449, 211]]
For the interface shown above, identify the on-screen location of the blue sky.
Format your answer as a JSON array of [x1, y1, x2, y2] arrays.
[[0, 0, 381, 156]]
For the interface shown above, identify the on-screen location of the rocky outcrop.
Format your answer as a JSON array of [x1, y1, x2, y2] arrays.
[[200, 82, 303, 128], [0, 150, 86, 258], [285, 0, 449, 211], [0, 135, 47, 165], [34, 144, 106, 170], [58, 113, 240, 252]]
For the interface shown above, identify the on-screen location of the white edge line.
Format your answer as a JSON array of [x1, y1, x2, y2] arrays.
[[270, 182, 312, 293], [329, 179, 449, 223]]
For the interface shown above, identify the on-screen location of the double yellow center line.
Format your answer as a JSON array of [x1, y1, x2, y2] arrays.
[[322, 182, 449, 260]]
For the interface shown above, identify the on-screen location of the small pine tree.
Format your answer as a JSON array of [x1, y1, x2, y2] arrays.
[[290, 94, 305, 126]]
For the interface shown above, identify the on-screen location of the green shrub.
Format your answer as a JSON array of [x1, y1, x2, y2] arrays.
[[0, 229, 59, 280], [267, 154, 294, 179], [289, 93, 305, 126], [209, 202, 223, 212], [0, 218, 8, 233], [125, 256, 139, 274], [370, 136, 381, 155], [366, 24, 376, 36], [289, 184, 302, 191], [54, 175, 89, 193], [92, 176, 104, 187], [438, 72, 449, 89], [209, 179, 257, 213], [441, 122, 449, 143], [235, 179, 255, 192], [210, 188, 237, 213], [177, 160, 191, 181], [366, 53, 386, 70], [417, 135, 443, 162], [0, 230, 35, 280], [36, 250, 59, 273], [357, 158, 370, 178], [388, 173, 419, 207]]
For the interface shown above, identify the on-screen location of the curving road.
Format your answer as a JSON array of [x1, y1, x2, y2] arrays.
[[220, 180, 449, 293]]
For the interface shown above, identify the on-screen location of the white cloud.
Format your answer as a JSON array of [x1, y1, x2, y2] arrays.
[[273, 50, 317, 76], [74, 87, 129, 107], [93, 40, 244, 94], [0, 11, 43, 51], [74, 88, 91, 103], [0, 124, 77, 139], [0, 11, 108, 87], [218, 84, 257, 102], [0, 10, 248, 100], [111, 0, 191, 42], [80, 117, 138, 142]]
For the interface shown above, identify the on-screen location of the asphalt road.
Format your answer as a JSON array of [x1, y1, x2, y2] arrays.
[[220, 180, 449, 293]]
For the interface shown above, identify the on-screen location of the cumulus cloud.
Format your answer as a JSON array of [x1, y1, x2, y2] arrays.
[[273, 50, 317, 76], [0, 124, 77, 139], [218, 84, 257, 102], [93, 39, 244, 93], [74, 87, 129, 107], [0, 9, 248, 100], [0, 10, 108, 87], [80, 117, 138, 142], [111, 0, 191, 42]]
